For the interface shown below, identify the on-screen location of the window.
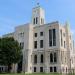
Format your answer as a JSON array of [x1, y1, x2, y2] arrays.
[[66, 67, 67, 73], [40, 32, 43, 36], [41, 18, 44, 24], [34, 67, 36, 72], [60, 29, 63, 46], [19, 32, 24, 37], [49, 30, 52, 46], [50, 53, 53, 63], [20, 42, 24, 49], [34, 33, 37, 37], [49, 29, 56, 47], [40, 40, 43, 48], [40, 67, 43, 72], [41, 18, 43, 24], [40, 54, 43, 63], [53, 29, 56, 46], [34, 55, 37, 64], [54, 52, 57, 63], [34, 41, 37, 49], [50, 67, 53, 72], [64, 41, 66, 48], [33, 18, 35, 24], [54, 67, 57, 72], [36, 17, 38, 24]]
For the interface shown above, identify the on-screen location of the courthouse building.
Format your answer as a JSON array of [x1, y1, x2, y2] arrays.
[[2, 6, 75, 73]]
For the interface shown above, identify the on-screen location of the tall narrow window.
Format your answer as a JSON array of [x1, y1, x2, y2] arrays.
[[36, 17, 38, 24], [34, 33, 37, 37], [50, 53, 53, 63], [40, 32, 43, 36], [54, 67, 57, 72], [53, 29, 56, 46], [41, 18, 43, 24], [64, 41, 66, 48], [49, 30, 52, 46], [20, 42, 24, 49], [40, 40, 43, 48], [33, 18, 35, 24], [40, 67, 43, 72], [54, 52, 57, 63], [34, 41, 37, 49], [34, 67, 36, 72], [40, 54, 43, 63], [50, 67, 53, 72], [41, 18, 44, 24], [34, 55, 37, 64], [60, 29, 63, 46]]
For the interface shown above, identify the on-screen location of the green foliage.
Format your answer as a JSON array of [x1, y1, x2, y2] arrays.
[[0, 37, 22, 66]]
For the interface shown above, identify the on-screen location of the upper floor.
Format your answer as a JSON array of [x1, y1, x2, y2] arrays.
[[2, 6, 74, 54]]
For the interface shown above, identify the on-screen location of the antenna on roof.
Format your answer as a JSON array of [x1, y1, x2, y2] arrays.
[[36, 0, 40, 7], [37, 2, 40, 6]]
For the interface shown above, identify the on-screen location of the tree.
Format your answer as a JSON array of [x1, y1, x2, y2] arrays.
[[0, 37, 22, 72]]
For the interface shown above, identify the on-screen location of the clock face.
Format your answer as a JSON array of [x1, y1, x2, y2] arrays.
[[33, 10, 38, 16]]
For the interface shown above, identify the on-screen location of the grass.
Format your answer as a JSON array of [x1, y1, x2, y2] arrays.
[[0, 73, 56, 75], [0, 73, 74, 75]]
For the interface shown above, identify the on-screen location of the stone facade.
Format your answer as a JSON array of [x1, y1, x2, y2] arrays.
[[2, 6, 75, 73]]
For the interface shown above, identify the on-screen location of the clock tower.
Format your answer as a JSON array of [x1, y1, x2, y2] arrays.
[[31, 5, 45, 26]]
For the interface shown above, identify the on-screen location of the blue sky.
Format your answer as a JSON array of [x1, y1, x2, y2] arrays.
[[0, 0, 75, 39]]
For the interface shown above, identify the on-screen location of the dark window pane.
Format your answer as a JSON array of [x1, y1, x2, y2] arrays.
[[53, 29, 56, 46], [40, 32, 43, 36], [41, 54, 43, 63], [36, 17, 38, 24], [33, 18, 35, 24], [34, 41, 37, 49], [50, 53, 53, 63], [60, 30, 63, 46], [50, 67, 53, 72], [40, 67, 43, 72], [40, 40, 43, 48], [34, 33, 37, 37], [20, 42, 24, 49], [34, 67, 36, 72], [34, 55, 37, 64], [54, 67, 57, 72], [54, 53, 57, 63], [49, 30, 52, 46], [64, 41, 66, 48]]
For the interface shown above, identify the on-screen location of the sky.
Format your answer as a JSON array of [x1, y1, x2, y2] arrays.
[[0, 0, 75, 39]]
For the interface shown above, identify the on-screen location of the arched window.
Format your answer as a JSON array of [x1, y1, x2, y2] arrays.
[[40, 54, 43, 63], [34, 55, 37, 64], [50, 53, 53, 63], [36, 17, 38, 24], [66, 67, 67, 73], [33, 18, 35, 24], [34, 67, 36, 72]]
